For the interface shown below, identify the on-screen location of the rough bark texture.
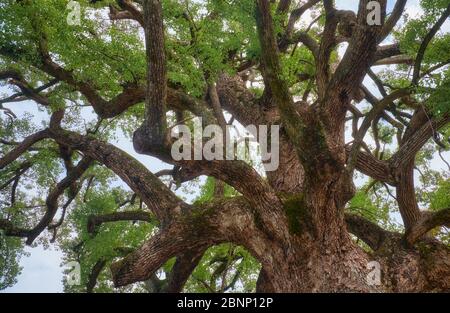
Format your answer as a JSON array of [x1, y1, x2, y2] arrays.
[[1, 0, 449, 293]]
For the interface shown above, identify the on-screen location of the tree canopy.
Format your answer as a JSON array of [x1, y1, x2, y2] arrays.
[[0, 0, 449, 292]]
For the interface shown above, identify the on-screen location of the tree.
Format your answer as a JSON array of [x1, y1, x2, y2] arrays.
[[0, 0, 449, 292]]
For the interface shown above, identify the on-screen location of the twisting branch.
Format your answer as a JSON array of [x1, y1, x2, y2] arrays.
[[26, 157, 93, 245], [110, 196, 260, 287], [48, 126, 183, 224], [406, 208, 450, 245], [87, 211, 153, 235], [110, 222, 204, 287], [412, 4, 450, 85], [0, 129, 50, 170], [390, 113, 450, 170], [345, 213, 391, 251], [379, 0, 407, 42]]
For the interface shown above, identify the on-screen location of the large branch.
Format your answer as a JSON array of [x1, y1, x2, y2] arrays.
[[164, 247, 207, 293], [111, 224, 193, 287], [87, 211, 153, 235], [255, 0, 304, 158], [395, 161, 422, 232], [135, 0, 168, 151], [390, 113, 450, 170], [168, 158, 289, 242], [255, 0, 294, 110], [346, 146, 396, 185], [0, 129, 50, 170], [345, 213, 391, 251], [216, 74, 265, 126], [48, 127, 183, 223], [326, 1, 387, 106], [316, 0, 338, 97], [110, 196, 260, 287], [25, 157, 93, 245], [406, 208, 450, 245], [389, 110, 447, 232]]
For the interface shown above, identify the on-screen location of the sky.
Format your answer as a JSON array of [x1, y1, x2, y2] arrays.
[[1, 0, 449, 293]]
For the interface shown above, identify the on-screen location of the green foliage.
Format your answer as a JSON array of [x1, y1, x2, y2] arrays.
[[395, 1, 450, 116], [185, 243, 260, 293], [348, 189, 392, 228], [430, 179, 450, 211], [282, 193, 308, 235], [0, 0, 449, 293], [62, 189, 156, 293], [0, 233, 27, 290]]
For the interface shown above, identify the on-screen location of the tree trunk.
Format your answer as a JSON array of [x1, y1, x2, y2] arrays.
[[250, 162, 449, 293]]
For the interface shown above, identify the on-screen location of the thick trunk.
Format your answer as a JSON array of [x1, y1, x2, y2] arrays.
[[253, 212, 450, 292], [251, 167, 377, 292], [257, 241, 377, 292], [250, 168, 450, 293]]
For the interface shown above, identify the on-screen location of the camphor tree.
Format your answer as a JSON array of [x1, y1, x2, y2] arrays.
[[0, 0, 449, 292]]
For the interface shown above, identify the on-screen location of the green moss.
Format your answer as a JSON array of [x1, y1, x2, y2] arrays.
[[416, 241, 434, 257], [184, 203, 218, 235], [282, 193, 309, 235]]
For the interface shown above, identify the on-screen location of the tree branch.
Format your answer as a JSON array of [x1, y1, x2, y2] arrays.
[[48, 127, 183, 224], [133, 0, 168, 156], [86, 258, 107, 293], [390, 113, 450, 170], [0, 129, 50, 170], [87, 211, 153, 235], [26, 157, 93, 245], [165, 247, 206, 293], [345, 213, 390, 251], [412, 4, 450, 85], [379, 0, 407, 42], [406, 208, 450, 245], [110, 197, 264, 287]]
